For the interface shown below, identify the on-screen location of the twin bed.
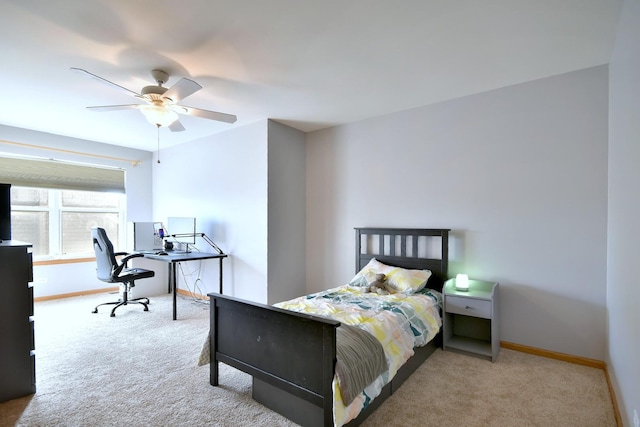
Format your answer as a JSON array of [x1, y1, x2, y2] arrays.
[[205, 227, 450, 427]]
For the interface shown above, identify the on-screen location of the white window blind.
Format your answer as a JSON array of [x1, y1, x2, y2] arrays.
[[0, 157, 125, 193]]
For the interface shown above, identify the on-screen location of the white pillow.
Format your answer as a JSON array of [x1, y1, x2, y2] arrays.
[[347, 258, 394, 287], [348, 258, 432, 294]]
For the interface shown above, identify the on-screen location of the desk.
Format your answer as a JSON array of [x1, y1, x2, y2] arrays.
[[142, 251, 227, 320]]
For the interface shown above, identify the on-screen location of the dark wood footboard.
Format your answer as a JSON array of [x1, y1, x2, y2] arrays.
[[210, 293, 340, 427], [209, 291, 442, 427]]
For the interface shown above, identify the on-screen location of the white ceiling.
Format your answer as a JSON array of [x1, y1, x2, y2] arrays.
[[0, 1, 621, 152]]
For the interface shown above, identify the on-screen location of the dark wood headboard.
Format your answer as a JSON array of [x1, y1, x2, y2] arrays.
[[355, 227, 450, 292]]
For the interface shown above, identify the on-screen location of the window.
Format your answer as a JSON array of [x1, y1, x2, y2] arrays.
[[11, 187, 125, 258]]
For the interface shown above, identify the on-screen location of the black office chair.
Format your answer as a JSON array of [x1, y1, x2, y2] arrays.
[[91, 226, 155, 317]]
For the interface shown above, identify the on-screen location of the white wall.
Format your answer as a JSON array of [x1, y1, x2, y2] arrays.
[[306, 66, 609, 361], [607, 0, 640, 423], [267, 120, 306, 304], [0, 124, 154, 298], [152, 119, 307, 305], [31, 259, 166, 298], [152, 120, 269, 302]]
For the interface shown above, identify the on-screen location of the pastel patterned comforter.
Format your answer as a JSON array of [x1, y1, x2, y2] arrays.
[[274, 285, 442, 427]]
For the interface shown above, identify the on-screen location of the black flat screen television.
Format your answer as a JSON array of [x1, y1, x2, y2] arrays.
[[0, 183, 11, 241]]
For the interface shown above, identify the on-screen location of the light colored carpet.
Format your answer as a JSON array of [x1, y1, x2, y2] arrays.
[[0, 292, 616, 427]]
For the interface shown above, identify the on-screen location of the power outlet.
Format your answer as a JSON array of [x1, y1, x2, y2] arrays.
[[634, 409, 639, 427]]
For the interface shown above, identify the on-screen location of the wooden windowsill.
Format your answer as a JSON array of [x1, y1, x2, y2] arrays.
[[34, 257, 96, 266]]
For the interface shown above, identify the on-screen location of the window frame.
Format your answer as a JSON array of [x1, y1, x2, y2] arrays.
[[11, 186, 127, 260]]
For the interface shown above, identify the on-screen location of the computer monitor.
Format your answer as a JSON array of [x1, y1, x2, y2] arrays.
[[167, 217, 196, 245], [133, 221, 165, 252]]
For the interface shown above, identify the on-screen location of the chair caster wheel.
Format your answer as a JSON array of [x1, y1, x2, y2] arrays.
[[144, 307, 149, 311], [110, 313, 116, 317], [92, 309, 98, 314]]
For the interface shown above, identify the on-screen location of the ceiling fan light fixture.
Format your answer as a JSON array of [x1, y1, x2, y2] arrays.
[[141, 105, 178, 127], [72, 67, 236, 131]]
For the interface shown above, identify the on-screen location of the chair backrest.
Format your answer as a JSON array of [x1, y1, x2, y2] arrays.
[[92, 226, 117, 283]]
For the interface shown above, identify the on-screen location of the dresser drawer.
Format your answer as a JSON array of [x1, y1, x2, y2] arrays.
[[446, 296, 492, 319]]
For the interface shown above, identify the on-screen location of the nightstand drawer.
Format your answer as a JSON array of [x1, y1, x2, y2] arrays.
[[446, 296, 491, 319]]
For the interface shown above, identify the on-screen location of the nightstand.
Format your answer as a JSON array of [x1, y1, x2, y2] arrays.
[[442, 278, 499, 362]]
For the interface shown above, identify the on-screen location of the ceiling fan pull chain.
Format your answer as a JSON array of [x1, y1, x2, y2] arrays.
[[157, 124, 161, 164]]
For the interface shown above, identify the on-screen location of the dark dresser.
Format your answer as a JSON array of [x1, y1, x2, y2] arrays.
[[0, 240, 35, 402]]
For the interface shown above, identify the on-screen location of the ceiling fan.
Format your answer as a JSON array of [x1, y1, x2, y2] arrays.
[[70, 67, 237, 132]]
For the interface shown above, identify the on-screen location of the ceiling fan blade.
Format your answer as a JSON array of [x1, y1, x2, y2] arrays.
[[176, 105, 237, 124], [86, 104, 143, 111], [162, 78, 201, 104], [169, 120, 186, 132], [70, 68, 140, 98]]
